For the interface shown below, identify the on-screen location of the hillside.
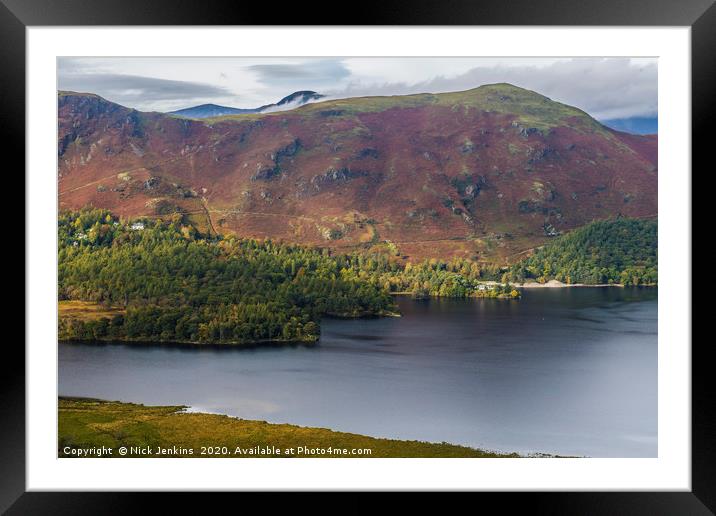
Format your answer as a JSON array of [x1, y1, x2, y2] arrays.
[[58, 84, 657, 262], [505, 217, 657, 285]]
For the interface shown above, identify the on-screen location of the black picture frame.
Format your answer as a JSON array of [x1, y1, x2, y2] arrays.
[[4, 0, 709, 510]]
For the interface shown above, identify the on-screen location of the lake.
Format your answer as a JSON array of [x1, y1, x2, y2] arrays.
[[58, 287, 657, 457]]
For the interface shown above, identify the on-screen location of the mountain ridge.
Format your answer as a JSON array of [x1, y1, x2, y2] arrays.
[[167, 90, 325, 119], [169, 103, 257, 118], [57, 83, 657, 263]]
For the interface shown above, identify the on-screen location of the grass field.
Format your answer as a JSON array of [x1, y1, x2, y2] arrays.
[[59, 398, 519, 458], [58, 300, 125, 321]]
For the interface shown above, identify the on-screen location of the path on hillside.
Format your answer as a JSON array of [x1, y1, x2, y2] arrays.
[[59, 148, 206, 196]]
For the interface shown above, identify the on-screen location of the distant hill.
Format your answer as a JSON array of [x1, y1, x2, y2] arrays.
[[602, 117, 658, 135], [274, 90, 325, 108], [169, 90, 325, 119], [169, 103, 258, 118], [57, 83, 657, 262]]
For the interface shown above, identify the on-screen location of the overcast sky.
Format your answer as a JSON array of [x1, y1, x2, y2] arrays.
[[58, 57, 657, 121]]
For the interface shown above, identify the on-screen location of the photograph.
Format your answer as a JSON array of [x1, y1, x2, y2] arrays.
[[6, 3, 707, 505], [56, 56, 659, 459]]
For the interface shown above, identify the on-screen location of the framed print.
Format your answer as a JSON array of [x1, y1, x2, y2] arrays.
[[5, 0, 712, 510]]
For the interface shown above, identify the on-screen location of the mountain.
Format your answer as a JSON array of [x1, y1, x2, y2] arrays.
[[274, 90, 325, 107], [169, 103, 257, 118], [602, 117, 658, 135], [168, 90, 325, 119], [57, 84, 657, 263]]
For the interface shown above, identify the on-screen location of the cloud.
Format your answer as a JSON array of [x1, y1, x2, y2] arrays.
[[58, 58, 232, 111], [259, 96, 321, 114], [326, 58, 657, 120], [56, 57, 656, 121], [59, 73, 230, 101], [246, 59, 351, 87]]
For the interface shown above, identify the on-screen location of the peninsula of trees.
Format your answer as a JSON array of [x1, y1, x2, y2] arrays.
[[58, 208, 516, 345]]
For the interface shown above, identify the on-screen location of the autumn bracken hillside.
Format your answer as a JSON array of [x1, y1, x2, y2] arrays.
[[58, 83, 657, 263]]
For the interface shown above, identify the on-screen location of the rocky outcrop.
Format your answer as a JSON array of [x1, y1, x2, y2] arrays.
[[251, 139, 301, 181], [310, 167, 368, 191]]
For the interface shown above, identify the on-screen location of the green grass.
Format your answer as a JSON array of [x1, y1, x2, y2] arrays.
[[58, 90, 102, 99], [205, 83, 607, 134], [58, 398, 519, 458], [434, 83, 602, 132]]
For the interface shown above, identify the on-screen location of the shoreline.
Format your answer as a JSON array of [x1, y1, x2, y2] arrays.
[[59, 283, 654, 348], [58, 397, 531, 458], [513, 280, 657, 288], [58, 301, 401, 348], [58, 337, 318, 350], [392, 282, 657, 294]]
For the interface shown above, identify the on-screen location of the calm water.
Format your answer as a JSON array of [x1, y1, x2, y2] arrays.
[[58, 287, 657, 457]]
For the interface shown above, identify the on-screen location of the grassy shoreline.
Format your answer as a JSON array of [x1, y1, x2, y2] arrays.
[[58, 397, 521, 458]]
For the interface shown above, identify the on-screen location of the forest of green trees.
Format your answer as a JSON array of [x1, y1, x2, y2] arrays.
[[58, 209, 395, 345], [58, 209, 655, 345], [504, 218, 657, 285], [337, 254, 519, 299]]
